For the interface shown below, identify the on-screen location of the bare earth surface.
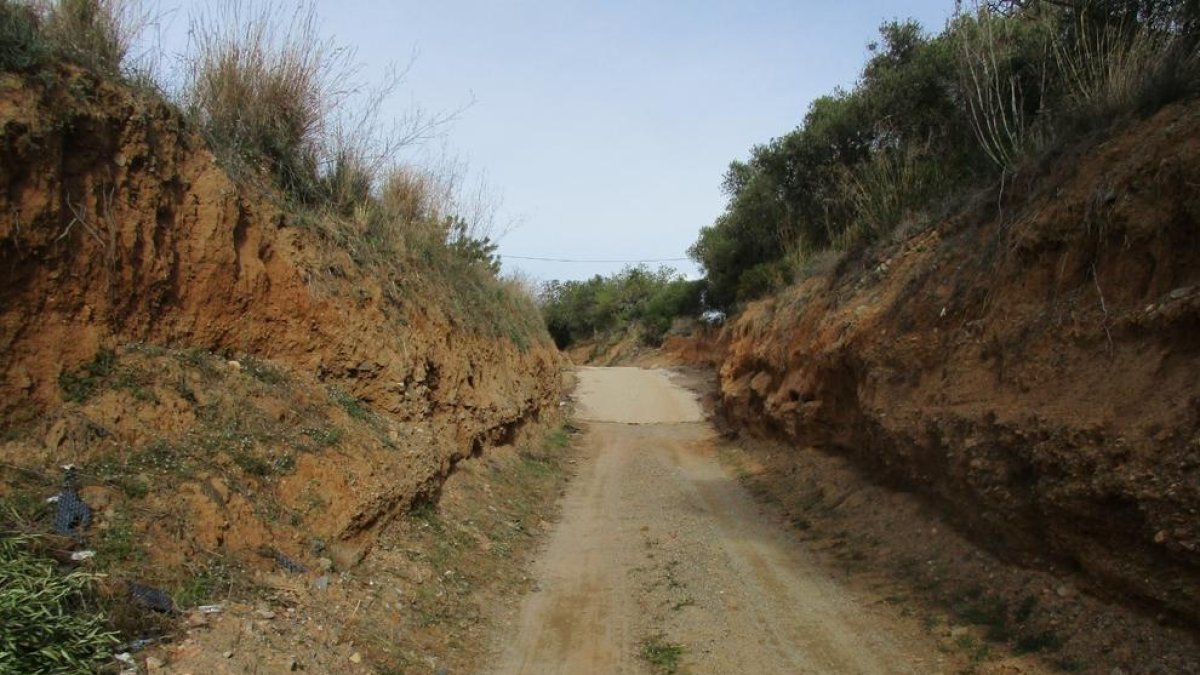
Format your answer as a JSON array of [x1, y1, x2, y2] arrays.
[[490, 366, 971, 675]]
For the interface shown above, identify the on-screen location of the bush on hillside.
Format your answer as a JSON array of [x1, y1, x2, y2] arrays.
[[691, 0, 1200, 312], [0, 0, 140, 75], [541, 267, 704, 348]]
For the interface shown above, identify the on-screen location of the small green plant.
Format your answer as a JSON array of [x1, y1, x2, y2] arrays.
[[328, 386, 370, 421], [296, 424, 343, 449], [516, 451, 554, 479], [955, 634, 992, 664], [956, 592, 1011, 641], [230, 447, 272, 477], [671, 596, 695, 611], [1015, 630, 1063, 654], [544, 426, 570, 450], [95, 510, 142, 565], [114, 369, 158, 403], [176, 348, 220, 379], [640, 634, 684, 674], [118, 438, 193, 479], [0, 485, 51, 531], [58, 347, 117, 402], [116, 475, 149, 499], [241, 356, 287, 385], [173, 557, 239, 609], [0, 536, 121, 673]]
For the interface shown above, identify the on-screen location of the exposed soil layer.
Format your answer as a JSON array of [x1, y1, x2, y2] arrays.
[[718, 422, 1200, 674], [0, 66, 560, 585], [151, 416, 578, 675], [717, 102, 1200, 633]]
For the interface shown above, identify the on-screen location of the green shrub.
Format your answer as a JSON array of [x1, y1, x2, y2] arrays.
[[540, 266, 703, 348], [42, 0, 133, 75], [691, 2, 1200, 311], [0, 0, 143, 76], [0, 1, 50, 72], [57, 347, 116, 402], [0, 536, 121, 674]]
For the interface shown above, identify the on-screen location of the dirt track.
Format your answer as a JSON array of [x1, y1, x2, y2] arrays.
[[490, 367, 956, 674]]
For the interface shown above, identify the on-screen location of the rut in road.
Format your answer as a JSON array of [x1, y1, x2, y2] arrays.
[[490, 366, 964, 674]]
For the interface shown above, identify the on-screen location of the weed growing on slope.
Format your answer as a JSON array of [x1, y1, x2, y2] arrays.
[[328, 386, 371, 421], [640, 633, 685, 674], [58, 346, 117, 402]]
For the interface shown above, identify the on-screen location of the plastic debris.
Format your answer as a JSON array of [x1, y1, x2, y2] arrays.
[[114, 652, 135, 665], [119, 637, 160, 652], [129, 582, 174, 613], [53, 467, 92, 536], [70, 550, 96, 561], [266, 547, 308, 574], [198, 604, 224, 614], [53, 489, 92, 534]]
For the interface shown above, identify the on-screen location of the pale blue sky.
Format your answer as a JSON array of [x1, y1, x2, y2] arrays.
[[152, 1, 955, 281]]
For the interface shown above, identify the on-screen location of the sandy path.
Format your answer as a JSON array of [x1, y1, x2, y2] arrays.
[[490, 367, 951, 674]]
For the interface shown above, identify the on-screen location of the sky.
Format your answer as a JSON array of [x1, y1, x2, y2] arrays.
[[150, 1, 956, 281]]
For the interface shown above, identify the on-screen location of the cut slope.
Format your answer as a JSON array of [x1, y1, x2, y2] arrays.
[[0, 64, 561, 584], [718, 102, 1200, 628]]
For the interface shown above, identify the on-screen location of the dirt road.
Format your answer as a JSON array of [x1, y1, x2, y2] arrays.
[[490, 367, 954, 674]]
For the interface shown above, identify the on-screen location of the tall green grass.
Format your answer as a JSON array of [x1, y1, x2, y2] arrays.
[[0, 536, 121, 674]]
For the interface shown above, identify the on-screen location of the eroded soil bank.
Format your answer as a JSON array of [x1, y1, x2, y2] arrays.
[[0, 65, 561, 602], [716, 102, 1200, 640]]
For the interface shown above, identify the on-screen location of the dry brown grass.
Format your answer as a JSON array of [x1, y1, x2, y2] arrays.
[[182, 1, 350, 200]]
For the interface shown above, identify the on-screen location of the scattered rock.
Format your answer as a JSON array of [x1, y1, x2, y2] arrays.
[[254, 608, 276, 620], [349, 652, 363, 664], [1056, 584, 1074, 598], [223, 651, 234, 659], [145, 656, 165, 670]]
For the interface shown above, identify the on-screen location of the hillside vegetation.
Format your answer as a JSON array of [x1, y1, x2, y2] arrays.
[[690, 0, 1200, 310], [539, 266, 704, 349], [538, 0, 1200, 345]]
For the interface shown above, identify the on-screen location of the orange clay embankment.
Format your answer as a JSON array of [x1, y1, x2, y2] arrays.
[[0, 65, 561, 574]]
